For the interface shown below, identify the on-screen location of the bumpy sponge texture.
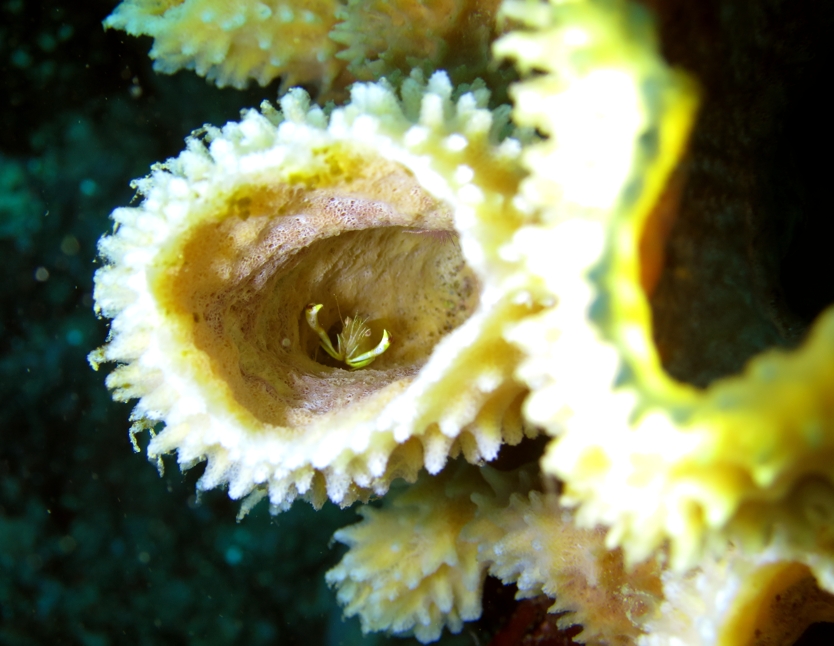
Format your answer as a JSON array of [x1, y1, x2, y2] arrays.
[[470, 489, 664, 645], [640, 550, 834, 646], [105, 0, 506, 93], [90, 71, 534, 512], [104, 0, 342, 90], [498, 0, 834, 576], [326, 462, 509, 643], [331, 0, 502, 83], [329, 464, 834, 645]]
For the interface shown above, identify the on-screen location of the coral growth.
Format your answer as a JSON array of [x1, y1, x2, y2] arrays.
[[90, 70, 534, 512], [104, 0, 343, 91], [497, 0, 834, 575], [641, 549, 834, 646], [330, 460, 663, 645], [331, 0, 502, 83], [331, 463, 834, 645], [325, 462, 514, 642], [472, 490, 664, 645], [105, 0, 506, 94], [90, 0, 834, 643]]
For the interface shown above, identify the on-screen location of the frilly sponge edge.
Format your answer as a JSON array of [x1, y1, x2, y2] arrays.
[[469, 488, 664, 646], [331, 0, 502, 83], [90, 71, 536, 511], [331, 462, 834, 645], [325, 462, 514, 643], [92, 0, 834, 641], [104, 0, 503, 92], [498, 0, 834, 575], [641, 550, 834, 646], [104, 0, 342, 90]]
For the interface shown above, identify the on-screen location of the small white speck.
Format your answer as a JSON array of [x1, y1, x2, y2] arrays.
[[453, 165, 474, 184], [405, 126, 428, 147], [444, 134, 467, 152]]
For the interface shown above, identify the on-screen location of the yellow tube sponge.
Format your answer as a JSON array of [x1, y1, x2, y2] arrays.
[[498, 0, 834, 575], [89, 71, 534, 511], [330, 0, 502, 83], [470, 490, 664, 645], [640, 549, 834, 646], [104, 0, 342, 90]]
